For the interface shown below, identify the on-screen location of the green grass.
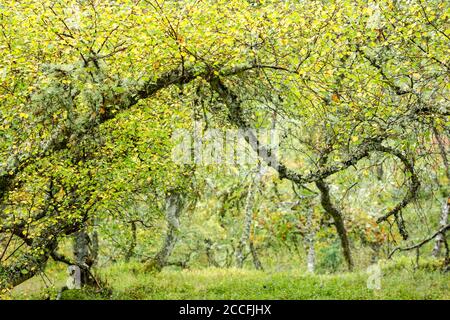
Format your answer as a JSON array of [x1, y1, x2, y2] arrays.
[[8, 258, 449, 300]]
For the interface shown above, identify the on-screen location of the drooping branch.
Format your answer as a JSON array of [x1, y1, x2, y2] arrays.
[[207, 75, 386, 186], [388, 224, 450, 259], [51, 251, 75, 266], [0, 61, 294, 290], [0, 62, 283, 205], [1, 65, 201, 202]]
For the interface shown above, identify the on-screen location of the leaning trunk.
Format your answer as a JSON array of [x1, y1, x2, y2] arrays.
[[249, 240, 263, 270], [146, 193, 183, 272], [332, 213, 354, 271], [315, 179, 354, 271]]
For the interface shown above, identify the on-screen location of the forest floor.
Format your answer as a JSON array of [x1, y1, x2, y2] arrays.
[[10, 259, 450, 300]]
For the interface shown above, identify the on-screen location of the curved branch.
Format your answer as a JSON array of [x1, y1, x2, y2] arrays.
[[374, 145, 420, 225], [388, 224, 450, 259], [0, 62, 280, 204], [208, 76, 420, 238], [207, 75, 385, 185]]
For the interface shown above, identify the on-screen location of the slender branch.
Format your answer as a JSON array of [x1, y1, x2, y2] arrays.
[[388, 224, 450, 259]]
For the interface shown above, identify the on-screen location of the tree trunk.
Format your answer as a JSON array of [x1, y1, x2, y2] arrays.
[[305, 208, 316, 273], [146, 193, 183, 272], [204, 239, 220, 267], [236, 163, 267, 269], [432, 196, 449, 257], [73, 230, 94, 286], [333, 213, 354, 271], [315, 179, 354, 271], [236, 177, 256, 268], [249, 240, 263, 270], [125, 221, 137, 262], [91, 230, 99, 264]]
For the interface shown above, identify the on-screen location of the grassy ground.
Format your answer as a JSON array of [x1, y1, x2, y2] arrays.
[[8, 258, 449, 300]]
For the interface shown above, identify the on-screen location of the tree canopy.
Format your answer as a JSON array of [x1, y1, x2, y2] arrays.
[[0, 0, 448, 296]]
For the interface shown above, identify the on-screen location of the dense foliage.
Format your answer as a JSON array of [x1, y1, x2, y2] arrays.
[[0, 0, 448, 298]]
